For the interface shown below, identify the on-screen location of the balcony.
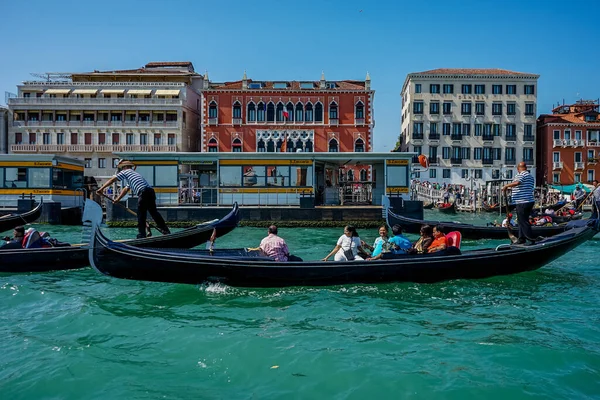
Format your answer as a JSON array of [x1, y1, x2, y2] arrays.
[[575, 162, 585, 170], [355, 118, 365, 125], [329, 118, 339, 126], [8, 97, 183, 106], [450, 157, 463, 165], [428, 133, 440, 141], [208, 118, 218, 126], [232, 118, 242, 125], [563, 140, 572, 147], [11, 120, 179, 128], [482, 135, 494, 142], [450, 134, 463, 142], [10, 144, 178, 153], [588, 158, 598, 165], [505, 158, 516, 166], [505, 135, 517, 142], [553, 139, 564, 147], [428, 157, 440, 165], [412, 134, 424, 141], [523, 158, 534, 166], [523, 135, 535, 143], [482, 158, 494, 165], [553, 161, 563, 170], [588, 140, 600, 147], [572, 139, 584, 147]]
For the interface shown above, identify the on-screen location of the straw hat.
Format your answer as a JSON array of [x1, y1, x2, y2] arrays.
[[117, 159, 136, 169]]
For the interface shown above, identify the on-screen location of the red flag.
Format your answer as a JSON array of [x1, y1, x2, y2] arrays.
[[280, 134, 287, 153], [283, 109, 289, 119]]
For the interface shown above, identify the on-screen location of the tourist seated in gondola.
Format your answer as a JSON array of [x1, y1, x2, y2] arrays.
[[428, 225, 448, 253], [322, 225, 367, 261], [502, 213, 517, 228], [368, 224, 412, 260], [361, 225, 389, 258], [248, 225, 291, 262], [0, 226, 25, 249], [407, 225, 434, 254]]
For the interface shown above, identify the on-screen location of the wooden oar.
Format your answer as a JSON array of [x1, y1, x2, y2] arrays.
[[99, 193, 154, 237], [574, 190, 594, 212], [503, 195, 519, 244]]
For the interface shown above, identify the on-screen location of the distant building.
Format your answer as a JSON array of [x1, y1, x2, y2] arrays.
[[0, 106, 7, 154], [7, 62, 203, 182], [400, 68, 539, 185], [537, 100, 600, 185], [201, 71, 374, 183]]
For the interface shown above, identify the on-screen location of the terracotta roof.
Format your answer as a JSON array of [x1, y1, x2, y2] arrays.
[[413, 68, 534, 76], [540, 113, 600, 124], [210, 79, 366, 90], [145, 62, 193, 68]]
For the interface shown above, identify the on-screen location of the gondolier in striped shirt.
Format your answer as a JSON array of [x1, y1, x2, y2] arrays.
[[97, 160, 170, 239], [502, 162, 537, 245]]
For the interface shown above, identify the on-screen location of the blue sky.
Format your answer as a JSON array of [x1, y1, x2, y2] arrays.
[[1, 0, 599, 151]]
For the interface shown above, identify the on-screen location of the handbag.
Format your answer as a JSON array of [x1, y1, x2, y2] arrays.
[[343, 248, 355, 261]]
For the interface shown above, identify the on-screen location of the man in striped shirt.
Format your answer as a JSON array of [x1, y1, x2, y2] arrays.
[[97, 160, 170, 239], [502, 162, 536, 245]]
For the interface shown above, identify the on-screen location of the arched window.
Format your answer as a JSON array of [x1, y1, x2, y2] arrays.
[[305, 103, 313, 122], [315, 102, 323, 122], [208, 137, 218, 152], [328, 138, 338, 152], [257, 138, 266, 152], [247, 103, 256, 122], [209, 101, 218, 119], [329, 102, 338, 119], [295, 102, 303, 122], [354, 138, 365, 152], [360, 169, 367, 181], [347, 170, 354, 182], [276, 103, 284, 122], [266, 139, 275, 152], [232, 102, 242, 119], [294, 139, 302, 152], [276, 139, 284, 152], [257, 102, 265, 122], [305, 139, 313, 152], [266, 103, 275, 122], [286, 102, 294, 122], [232, 138, 242, 152], [355, 101, 364, 119]]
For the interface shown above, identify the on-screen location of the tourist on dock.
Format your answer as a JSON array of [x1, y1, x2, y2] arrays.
[[248, 225, 290, 262], [97, 159, 171, 239], [591, 179, 600, 220], [428, 225, 448, 253], [0, 226, 25, 249], [361, 225, 389, 258], [502, 162, 537, 245], [322, 225, 366, 261], [408, 225, 434, 254], [502, 213, 517, 228]]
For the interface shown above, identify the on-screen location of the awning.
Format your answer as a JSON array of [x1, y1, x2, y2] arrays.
[[44, 89, 71, 94], [101, 89, 125, 94], [155, 89, 180, 96], [550, 184, 591, 194], [72, 89, 98, 95], [128, 89, 152, 95]]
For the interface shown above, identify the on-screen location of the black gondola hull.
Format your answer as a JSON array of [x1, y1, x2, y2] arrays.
[[0, 199, 43, 233], [89, 221, 598, 287], [387, 209, 579, 240], [0, 203, 240, 273]]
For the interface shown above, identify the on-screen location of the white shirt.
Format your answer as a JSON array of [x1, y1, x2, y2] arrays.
[[502, 218, 517, 227], [335, 235, 363, 261]]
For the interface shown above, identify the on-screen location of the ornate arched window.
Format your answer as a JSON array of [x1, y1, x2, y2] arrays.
[[266, 139, 275, 152], [315, 102, 323, 122], [208, 137, 218, 152], [359, 169, 367, 181], [354, 138, 365, 152], [232, 101, 242, 119], [305, 139, 313, 152], [305, 103, 313, 122], [256, 102, 265, 122], [286, 102, 294, 122], [266, 103, 275, 122], [328, 138, 338, 152], [329, 102, 338, 119], [355, 101, 364, 119], [247, 102, 256, 122], [295, 102, 303, 122], [347, 170, 354, 181], [232, 138, 242, 152], [208, 101, 218, 119], [257, 138, 266, 152], [276, 103, 284, 122]]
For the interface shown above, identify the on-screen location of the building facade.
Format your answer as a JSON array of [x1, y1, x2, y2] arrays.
[[0, 106, 8, 154], [536, 100, 600, 185], [400, 68, 539, 186], [200, 72, 374, 182], [7, 62, 203, 182]]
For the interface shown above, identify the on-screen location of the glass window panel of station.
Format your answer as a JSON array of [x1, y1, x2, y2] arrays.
[[154, 165, 177, 187], [386, 166, 408, 187], [28, 168, 51, 188]]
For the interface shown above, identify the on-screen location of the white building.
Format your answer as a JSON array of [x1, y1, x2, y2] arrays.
[[7, 62, 203, 182], [400, 68, 539, 187]]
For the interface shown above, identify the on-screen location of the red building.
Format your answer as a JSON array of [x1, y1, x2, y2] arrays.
[[201, 72, 374, 181], [537, 100, 600, 185]]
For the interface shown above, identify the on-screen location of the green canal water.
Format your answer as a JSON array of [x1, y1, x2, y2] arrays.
[[1, 211, 599, 399]]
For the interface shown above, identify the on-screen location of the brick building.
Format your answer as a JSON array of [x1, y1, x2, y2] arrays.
[[537, 100, 600, 185]]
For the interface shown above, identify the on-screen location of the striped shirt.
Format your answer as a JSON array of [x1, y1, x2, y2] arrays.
[[511, 170, 535, 204], [115, 169, 150, 196], [593, 186, 600, 202]]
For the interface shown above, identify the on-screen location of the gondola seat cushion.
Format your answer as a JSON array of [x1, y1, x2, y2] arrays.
[[446, 231, 462, 249]]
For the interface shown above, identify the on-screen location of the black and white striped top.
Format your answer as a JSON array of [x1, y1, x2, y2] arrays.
[[115, 169, 150, 196], [511, 170, 535, 204]]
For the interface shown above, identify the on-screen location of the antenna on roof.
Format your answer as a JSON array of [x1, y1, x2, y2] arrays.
[[30, 72, 72, 82]]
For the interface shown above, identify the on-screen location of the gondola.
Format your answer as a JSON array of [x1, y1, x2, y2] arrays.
[[0, 198, 43, 233], [437, 201, 456, 214], [88, 214, 599, 287], [0, 200, 240, 273], [423, 202, 435, 209], [482, 202, 515, 213], [386, 208, 582, 240]]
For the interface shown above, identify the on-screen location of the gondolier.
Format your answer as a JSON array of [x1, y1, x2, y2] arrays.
[[592, 180, 600, 220], [97, 160, 170, 239], [502, 162, 537, 245]]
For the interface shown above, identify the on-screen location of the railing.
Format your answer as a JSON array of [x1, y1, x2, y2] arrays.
[[451, 157, 463, 165], [588, 158, 598, 164], [329, 118, 339, 125], [412, 134, 424, 140], [208, 118, 218, 125], [505, 135, 517, 142], [232, 118, 242, 125], [504, 158, 516, 165], [563, 140, 573, 147], [588, 141, 600, 147], [412, 184, 444, 203], [553, 161, 563, 169], [10, 144, 178, 153], [12, 120, 179, 128], [428, 133, 440, 140], [482, 158, 494, 165], [9, 98, 184, 105], [523, 135, 535, 142], [355, 118, 365, 125], [553, 139, 564, 147], [450, 135, 463, 141], [523, 158, 534, 165], [482, 135, 495, 142], [21, 81, 185, 87], [573, 139, 583, 147], [575, 162, 585, 170]]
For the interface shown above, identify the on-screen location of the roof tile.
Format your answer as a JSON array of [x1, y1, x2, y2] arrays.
[[414, 68, 534, 76]]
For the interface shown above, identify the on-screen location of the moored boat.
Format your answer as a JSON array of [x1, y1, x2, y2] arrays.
[[386, 208, 583, 240], [0, 200, 240, 273], [88, 218, 598, 287], [0, 199, 44, 233], [437, 202, 456, 214]]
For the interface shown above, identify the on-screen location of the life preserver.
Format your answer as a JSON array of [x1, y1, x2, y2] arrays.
[[418, 155, 429, 168]]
